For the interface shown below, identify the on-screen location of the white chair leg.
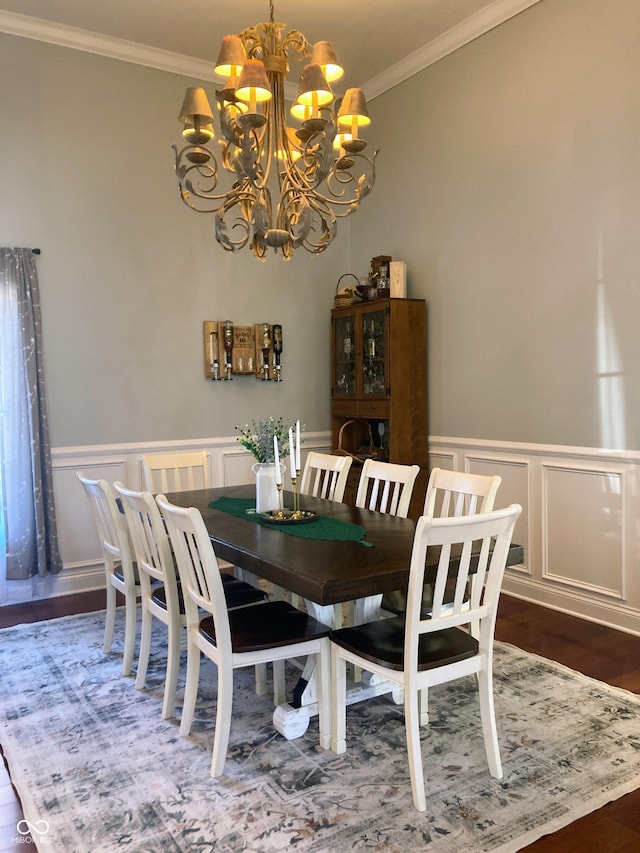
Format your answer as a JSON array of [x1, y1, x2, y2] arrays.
[[180, 641, 201, 737], [255, 663, 268, 696], [316, 640, 331, 750], [210, 665, 234, 778], [103, 582, 117, 653], [477, 667, 503, 778], [121, 594, 137, 677], [330, 645, 347, 754], [162, 623, 181, 720], [405, 686, 427, 812], [419, 687, 429, 726], [273, 660, 286, 707], [135, 608, 152, 690], [350, 594, 383, 683]]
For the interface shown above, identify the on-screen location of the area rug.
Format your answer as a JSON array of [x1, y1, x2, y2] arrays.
[[1, 611, 640, 852]]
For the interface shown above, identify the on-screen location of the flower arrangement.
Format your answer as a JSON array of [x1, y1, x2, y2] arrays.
[[236, 417, 291, 463]]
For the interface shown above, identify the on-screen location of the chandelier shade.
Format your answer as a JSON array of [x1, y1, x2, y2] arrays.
[[172, 1, 378, 260], [308, 40, 344, 83], [178, 87, 214, 124], [235, 59, 273, 104], [214, 35, 247, 80], [295, 64, 333, 109]]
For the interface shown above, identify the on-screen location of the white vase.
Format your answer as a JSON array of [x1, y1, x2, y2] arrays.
[[252, 462, 280, 513]]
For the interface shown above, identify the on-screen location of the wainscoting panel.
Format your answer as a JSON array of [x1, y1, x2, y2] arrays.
[[55, 457, 128, 568], [431, 437, 640, 636], [542, 463, 625, 599], [428, 452, 456, 471]]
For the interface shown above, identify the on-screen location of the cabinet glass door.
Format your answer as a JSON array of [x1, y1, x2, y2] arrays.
[[333, 313, 356, 396], [361, 308, 387, 395]]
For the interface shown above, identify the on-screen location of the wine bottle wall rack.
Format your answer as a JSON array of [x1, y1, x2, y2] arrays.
[[203, 321, 283, 381]]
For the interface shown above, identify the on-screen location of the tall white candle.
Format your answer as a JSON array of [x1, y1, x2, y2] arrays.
[[273, 435, 282, 485], [295, 420, 301, 471], [209, 332, 214, 364], [289, 427, 296, 478]]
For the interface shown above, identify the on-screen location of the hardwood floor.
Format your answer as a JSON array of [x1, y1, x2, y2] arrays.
[[1, 591, 640, 851]]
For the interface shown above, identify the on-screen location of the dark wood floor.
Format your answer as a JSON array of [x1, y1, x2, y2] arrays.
[[1, 591, 640, 851]]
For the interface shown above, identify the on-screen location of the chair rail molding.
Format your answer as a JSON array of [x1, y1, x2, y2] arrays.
[[430, 436, 640, 637]]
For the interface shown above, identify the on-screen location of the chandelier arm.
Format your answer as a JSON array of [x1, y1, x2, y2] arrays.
[[172, 143, 233, 211], [322, 149, 379, 211]]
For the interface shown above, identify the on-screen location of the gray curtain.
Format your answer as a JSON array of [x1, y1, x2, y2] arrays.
[[0, 248, 62, 583]]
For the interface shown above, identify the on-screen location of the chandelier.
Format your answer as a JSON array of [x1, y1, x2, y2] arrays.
[[172, 1, 378, 261]]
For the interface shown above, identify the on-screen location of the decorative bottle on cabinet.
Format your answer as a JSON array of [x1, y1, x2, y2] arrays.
[[331, 298, 428, 516]]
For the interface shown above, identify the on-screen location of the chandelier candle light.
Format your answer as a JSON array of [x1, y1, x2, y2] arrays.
[[173, 1, 378, 260]]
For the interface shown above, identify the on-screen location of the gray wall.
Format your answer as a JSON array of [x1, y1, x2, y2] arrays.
[[0, 35, 349, 447], [350, 0, 640, 449], [2, 0, 640, 451]]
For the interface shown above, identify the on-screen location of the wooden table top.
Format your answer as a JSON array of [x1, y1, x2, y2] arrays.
[[164, 485, 524, 607]]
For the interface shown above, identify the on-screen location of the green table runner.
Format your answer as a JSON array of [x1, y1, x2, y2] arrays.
[[210, 496, 373, 546]]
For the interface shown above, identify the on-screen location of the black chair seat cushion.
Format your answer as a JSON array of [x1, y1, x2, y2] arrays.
[[199, 600, 330, 654], [219, 575, 268, 608], [152, 577, 266, 614], [113, 560, 140, 584], [330, 616, 478, 672]]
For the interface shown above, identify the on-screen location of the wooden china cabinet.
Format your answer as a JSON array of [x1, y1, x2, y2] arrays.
[[331, 297, 428, 517]]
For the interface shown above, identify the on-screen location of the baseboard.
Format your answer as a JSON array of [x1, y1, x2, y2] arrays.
[[501, 579, 640, 637]]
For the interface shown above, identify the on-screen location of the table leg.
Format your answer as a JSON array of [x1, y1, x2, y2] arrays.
[[272, 598, 399, 740]]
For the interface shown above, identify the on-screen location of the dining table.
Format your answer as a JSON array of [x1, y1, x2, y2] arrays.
[[164, 484, 524, 738]]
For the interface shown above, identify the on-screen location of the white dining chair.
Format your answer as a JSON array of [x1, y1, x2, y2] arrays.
[[423, 467, 502, 519], [143, 448, 248, 592], [114, 482, 269, 719], [141, 450, 210, 493], [156, 494, 331, 778], [281, 452, 353, 616], [330, 503, 522, 812], [355, 458, 420, 520], [352, 459, 420, 625], [77, 472, 140, 676], [382, 467, 503, 617], [299, 452, 352, 502], [114, 482, 184, 718]]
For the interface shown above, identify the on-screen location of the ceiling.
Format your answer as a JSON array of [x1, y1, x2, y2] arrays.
[[0, 0, 541, 97]]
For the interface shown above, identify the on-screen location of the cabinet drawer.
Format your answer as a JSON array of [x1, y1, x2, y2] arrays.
[[332, 400, 359, 417], [360, 400, 390, 418]]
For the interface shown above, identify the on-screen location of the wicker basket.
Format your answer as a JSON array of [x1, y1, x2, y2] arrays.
[[334, 273, 360, 308], [336, 418, 379, 461]]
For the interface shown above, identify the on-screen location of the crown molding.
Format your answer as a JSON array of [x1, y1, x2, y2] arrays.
[[0, 11, 216, 81], [2, 0, 543, 99], [363, 0, 543, 99]]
